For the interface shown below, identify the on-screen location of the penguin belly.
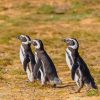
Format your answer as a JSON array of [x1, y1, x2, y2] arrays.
[[66, 53, 72, 70], [66, 49, 74, 70], [20, 45, 25, 65]]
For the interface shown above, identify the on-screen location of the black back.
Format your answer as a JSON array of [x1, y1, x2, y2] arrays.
[[36, 49, 58, 79]]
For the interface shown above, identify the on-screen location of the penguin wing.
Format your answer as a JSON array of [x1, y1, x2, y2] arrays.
[[71, 56, 79, 80], [79, 56, 98, 89], [71, 63, 78, 80], [33, 59, 42, 79], [23, 55, 30, 71]]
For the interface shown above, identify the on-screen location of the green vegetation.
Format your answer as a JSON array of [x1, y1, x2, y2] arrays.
[[37, 4, 54, 14], [87, 89, 99, 96]]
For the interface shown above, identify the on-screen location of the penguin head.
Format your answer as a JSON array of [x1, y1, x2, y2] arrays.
[[17, 35, 31, 45], [63, 38, 79, 49], [31, 39, 44, 50]]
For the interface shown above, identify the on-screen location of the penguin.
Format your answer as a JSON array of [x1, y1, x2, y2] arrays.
[[31, 39, 62, 86], [17, 35, 36, 82], [63, 38, 97, 92]]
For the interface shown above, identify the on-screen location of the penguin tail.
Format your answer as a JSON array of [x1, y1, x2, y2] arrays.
[[91, 81, 98, 89], [50, 77, 62, 85], [88, 76, 98, 89]]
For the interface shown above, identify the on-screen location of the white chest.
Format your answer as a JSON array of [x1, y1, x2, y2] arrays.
[[20, 45, 25, 65], [65, 49, 74, 70], [35, 52, 38, 62]]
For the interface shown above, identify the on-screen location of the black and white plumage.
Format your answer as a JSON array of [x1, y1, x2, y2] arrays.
[[31, 39, 61, 86], [17, 35, 36, 82], [63, 38, 97, 92]]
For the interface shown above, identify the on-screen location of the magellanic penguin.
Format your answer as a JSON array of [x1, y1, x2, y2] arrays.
[[17, 35, 36, 82], [31, 39, 62, 86], [63, 38, 97, 92]]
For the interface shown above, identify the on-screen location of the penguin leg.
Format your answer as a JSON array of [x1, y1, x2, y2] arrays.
[[37, 70, 41, 81], [75, 80, 84, 93], [85, 83, 91, 92], [74, 73, 84, 93]]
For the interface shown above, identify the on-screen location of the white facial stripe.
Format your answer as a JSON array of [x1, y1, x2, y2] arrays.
[[22, 41, 31, 44], [33, 40, 40, 49], [68, 38, 78, 49], [21, 35, 31, 44], [21, 35, 26, 38]]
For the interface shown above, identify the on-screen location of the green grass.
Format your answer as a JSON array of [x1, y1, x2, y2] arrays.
[[87, 89, 99, 96], [27, 81, 40, 88], [37, 4, 54, 14], [0, 0, 99, 41]]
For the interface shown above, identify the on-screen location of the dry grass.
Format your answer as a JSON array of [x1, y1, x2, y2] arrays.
[[0, 0, 100, 100]]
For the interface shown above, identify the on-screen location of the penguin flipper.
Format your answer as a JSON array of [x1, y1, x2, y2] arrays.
[[23, 56, 30, 71], [71, 63, 78, 80], [33, 59, 42, 79]]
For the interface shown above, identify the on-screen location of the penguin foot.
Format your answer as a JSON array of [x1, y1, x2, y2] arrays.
[[51, 84, 56, 88], [41, 81, 47, 86]]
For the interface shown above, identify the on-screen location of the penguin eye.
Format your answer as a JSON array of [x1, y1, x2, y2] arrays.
[[69, 40, 75, 46], [21, 37, 27, 42], [72, 41, 75, 45], [33, 42, 37, 46]]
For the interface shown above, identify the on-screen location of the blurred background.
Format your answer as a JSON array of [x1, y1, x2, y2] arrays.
[[0, 0, 100, 100]]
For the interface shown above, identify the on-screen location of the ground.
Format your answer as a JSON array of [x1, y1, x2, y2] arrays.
[[0, 0, 100, 100]]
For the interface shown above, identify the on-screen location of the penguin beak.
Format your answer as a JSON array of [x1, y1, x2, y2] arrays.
[[62, 39, 67, 43], [16, 36, 20, 40], [61, 38, 65, 42], [62, 38, 70, 45]]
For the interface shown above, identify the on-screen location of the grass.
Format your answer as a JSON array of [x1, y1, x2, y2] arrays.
[[87, 89, 99, 96], [0, 0, 100, 100], [0, 67, 4, 80], [0, 58, 12, 66], [10, 69, 25, 75], [37, 4, 55, 14]]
